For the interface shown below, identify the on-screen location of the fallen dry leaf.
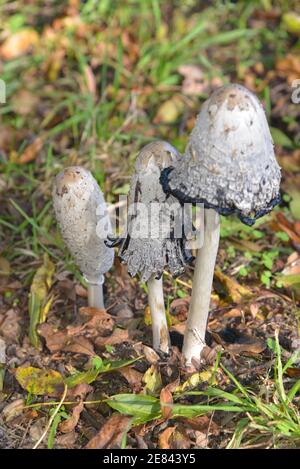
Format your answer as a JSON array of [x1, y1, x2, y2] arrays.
[[0, 309, 21, 343], [59, 401, 84, 433], [95, 328, 130, 348], [56, 430, 77, 448], [272, 213, 300, 244], [0, 29, 39, 60], [276, 54, 300, 84], [180, 415, 220, 435], [214, 269, 253, 303], [2, 399, 25, 422], [285, 367, 300, 378], [15, 366, 64, 396], [133, 343, 159, 364], [158, 426, 176, 449], [38, 323, 95, 356], [154, 96, 184, 124], [18, 136, 46, 164], [160, 387, 173, 420], [79, 307, 115, 336], [118, 366, 143, 392], [143, 365, 162, 395], [85, 413, 132, 449], [67, 383, 93, 400]]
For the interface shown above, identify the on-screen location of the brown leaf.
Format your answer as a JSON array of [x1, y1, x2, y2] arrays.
[[118, 366, 143, 392], [83, 64, 96, 96], [59, 401, 84, 433], [95, 328, 130, 348], [273, 213, 300, 244], [85, 414, 132, 449], [158, 426, 176, 449], [56, 430, 77, 448], [276, 54, 300, 84], [195, 431, 208, 448], [0, 29, 39, 60], [64, 336, 95, 356], [0, 309, 21, 343], [160, 387, 173, 420], [180, 415, 220, 435], [223, 307, 242, 318], [67, 383, 93, 400], [282, 252, 300, 276], [79, 307, 115, 336], [2, 399, 25, 422], [285, 367, 300, 378], [159, 377, 179, 420], [38, 323, 95, 356], [18, 136, 46, 164]]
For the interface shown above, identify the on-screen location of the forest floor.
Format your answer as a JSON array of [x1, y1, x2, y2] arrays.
[[0, 0, 300, 449]]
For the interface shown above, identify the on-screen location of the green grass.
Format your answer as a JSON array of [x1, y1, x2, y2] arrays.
[[106, 332, 300, 448]]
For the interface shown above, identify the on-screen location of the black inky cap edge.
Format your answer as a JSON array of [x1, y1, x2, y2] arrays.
[[160, 167, 281, 227]]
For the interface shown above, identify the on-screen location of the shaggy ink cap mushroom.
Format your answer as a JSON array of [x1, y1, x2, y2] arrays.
[[109, 141, 193, 283], [161, 84, 281, 226], [53, 166, 114, 306]]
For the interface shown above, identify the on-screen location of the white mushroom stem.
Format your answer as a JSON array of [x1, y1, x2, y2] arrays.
[[85, 274, 105, 309], [183, 209, 220, 364], [147, 274, 170, 353]]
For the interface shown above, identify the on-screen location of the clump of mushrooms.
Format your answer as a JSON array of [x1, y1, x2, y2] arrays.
[[108, 141, 193, 353], [160, 83, 281, 365], [53, 166, 114, 309]]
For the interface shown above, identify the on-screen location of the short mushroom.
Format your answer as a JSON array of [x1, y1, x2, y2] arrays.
[[108, 141, 193, 353], [53, 166, 114, 309], [160, 83, 281, 364]]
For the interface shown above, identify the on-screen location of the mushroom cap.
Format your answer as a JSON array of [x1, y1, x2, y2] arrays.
[[113, 141, 193, 282], [161, 84, 281, 225], [53, 166, 114, 282]]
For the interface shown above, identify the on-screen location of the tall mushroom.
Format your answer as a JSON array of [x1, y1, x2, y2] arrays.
[[108, 141, 193, 353], [53, 166, 114, 309], [160, 83, 281, 364]]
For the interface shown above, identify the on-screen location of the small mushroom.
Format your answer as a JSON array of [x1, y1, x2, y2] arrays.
[[160, 84, 281, 364], [108, 141, 193, 353], [53, 166, 114, 309]]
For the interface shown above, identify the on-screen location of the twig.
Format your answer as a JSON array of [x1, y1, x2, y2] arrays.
[[163, 270, 192, 290], [33, 384, 68, 449], [25, 398, 105, 409]]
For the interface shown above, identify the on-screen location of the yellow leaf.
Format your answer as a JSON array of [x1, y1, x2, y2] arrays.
[[29, 253, 55, 348], [282, 12, 300, 37], [214, 269, 252, 303], [175, 367, 215, 392], [143, 365, 162, 395], [154, 96, 184, 124], [144, 305, 152, 326], [15, 367, 64, 396]]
